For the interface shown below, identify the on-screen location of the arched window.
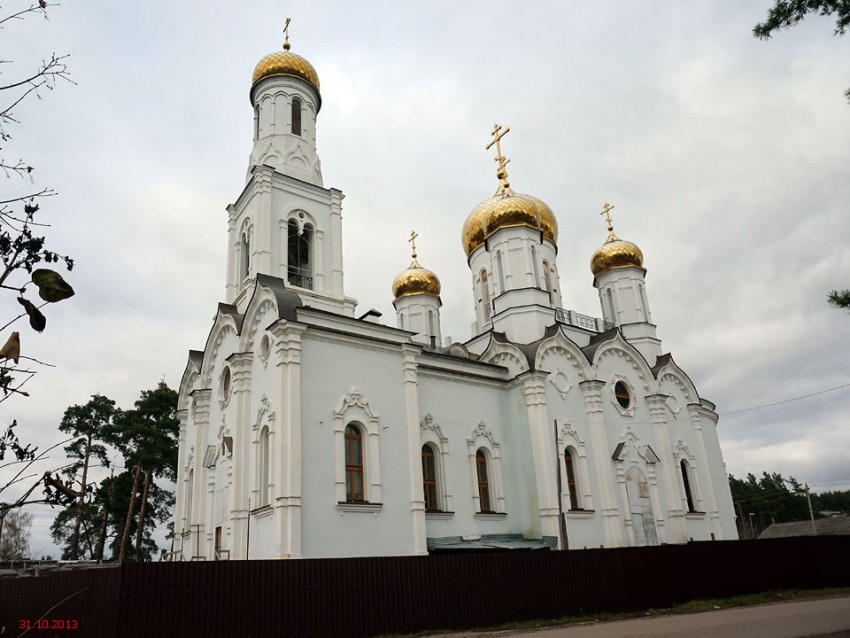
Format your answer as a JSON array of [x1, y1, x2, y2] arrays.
[[606, 288, 616, 322], [345, 424, 364, 502], [480, 269, 491, 323], [427, 310, 436, 347], [681, 460, 696, 513], [287, 219, 313, 289], [259, 426, 270, 507], [399, 313, 405, 330], [253, 104, 259, 141], [564, 447, 580, 510], [495, 252, 505, 292], [476, 449, 491, 513], [291, 97, 302, 136], [421, 444, 439, 511], [240, 229, 251, 281]]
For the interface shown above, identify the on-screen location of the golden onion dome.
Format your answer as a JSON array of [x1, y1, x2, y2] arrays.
[[393, 233, 441, 301], [590, 232, 644, 277], [252, 42, 321, 96], [462, 190, 558, 256], [392, 257, 441, 301]]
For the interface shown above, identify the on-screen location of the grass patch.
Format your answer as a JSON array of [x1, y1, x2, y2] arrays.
[[376, 587, 850, 637]]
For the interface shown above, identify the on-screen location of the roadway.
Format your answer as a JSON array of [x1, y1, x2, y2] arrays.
[[424, 595, 850, 638]]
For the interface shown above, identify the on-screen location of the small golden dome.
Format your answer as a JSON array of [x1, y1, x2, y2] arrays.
[[590, 232, 644, 276], [462, 190, 558, 256], [392, 258, 441, 301], [252, 45, 321, 95]]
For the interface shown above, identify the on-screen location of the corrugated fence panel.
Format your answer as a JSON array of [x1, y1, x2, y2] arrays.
[[2, 537, 850, 638]]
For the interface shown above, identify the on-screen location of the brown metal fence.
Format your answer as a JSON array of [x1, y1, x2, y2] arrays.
[[2, 536, 849, 638]]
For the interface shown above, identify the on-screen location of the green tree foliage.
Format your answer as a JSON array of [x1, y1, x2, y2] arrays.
[[49, 500, 102, 560], [50, 382, 179, 562], [729, 472, 811, 537], [814, 489, 850, 512], [106, 381, 178, 562], [753, 0, 850, 102], [827, 289, 850, 311], [57, 394, 116, 559]]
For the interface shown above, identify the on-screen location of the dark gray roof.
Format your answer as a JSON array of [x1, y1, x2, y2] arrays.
[[580, 327, 619, 362], [427, 534, 557, 553], [254, 273, 302, 322], [217, 302, 244, 334], [759, 516, 850, 539]]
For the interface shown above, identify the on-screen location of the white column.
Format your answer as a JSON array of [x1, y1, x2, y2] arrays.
[[402, 345, 428, 555], [329, 188, 345, 297], [228, 353, 252, 559], [647, 393, 686, 543], [689, 403, 723, 539], [522, 375, 561, 543], [191, 389, 211, 558], [580, 380, 623, 547], [271, 321, 306, 558]]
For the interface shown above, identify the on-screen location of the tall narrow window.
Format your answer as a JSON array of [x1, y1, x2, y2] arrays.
[[606, 288, 616, 322], [291, 97, 302, 136], [214, 526, 222, 560], [639, 283, 651, 322], [531, 245, 541, 288], [681, 460, 696, 513], [495, 252, 505, 292], [240, 230, 250, 281], [345, 424, 364, 502], [480, 269, 491, 323], [476, 449, 491, 513], [259, 426, 270, 507], [253, 105, 260, 141], [543, 260, 552, 294], [287, 220, 313, 289], [185, 468, 194, 525], [422, 444, 439, 511], [564, 448, 579, 510]]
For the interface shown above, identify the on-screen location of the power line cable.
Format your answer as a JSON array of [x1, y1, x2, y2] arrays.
[[719, 382, 850, 416]]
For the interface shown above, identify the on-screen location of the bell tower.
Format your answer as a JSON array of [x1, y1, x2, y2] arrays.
[[224, 22, 356, 317]]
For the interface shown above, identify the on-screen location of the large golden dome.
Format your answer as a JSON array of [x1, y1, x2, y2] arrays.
[[462, 190, 558, 256], [392, 257, 441, 301], [252, 43, 321, 95], [590, 232, 644, 276]]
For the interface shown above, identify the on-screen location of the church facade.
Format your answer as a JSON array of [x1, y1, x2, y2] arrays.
[[173, 35, 738, 560]]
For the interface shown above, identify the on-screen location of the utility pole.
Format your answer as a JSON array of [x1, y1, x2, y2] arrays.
[[805, 483, 817, 536]]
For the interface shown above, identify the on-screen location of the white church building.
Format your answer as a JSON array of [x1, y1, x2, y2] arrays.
[[174, 33, 738, 560]]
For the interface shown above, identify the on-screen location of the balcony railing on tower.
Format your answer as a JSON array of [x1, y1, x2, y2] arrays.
[[555, 308, 613, 333]]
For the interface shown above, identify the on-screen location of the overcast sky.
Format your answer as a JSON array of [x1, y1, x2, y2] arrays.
[[3, 1, 848, 558]]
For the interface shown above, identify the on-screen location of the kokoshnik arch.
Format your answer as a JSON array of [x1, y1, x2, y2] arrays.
[[173, 26, 738, 560]]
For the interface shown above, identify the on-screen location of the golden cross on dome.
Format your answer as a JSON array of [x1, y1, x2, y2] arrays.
[[486, 123, 512, 190], [600, 202, 615, 233], [408, 230, 419, 260], [283, 17, 292, 50]]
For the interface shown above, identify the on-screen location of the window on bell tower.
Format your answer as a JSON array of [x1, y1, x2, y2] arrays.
[[291, 97, 302, 136], [287, 219, 313, 289], [480, 269, 491, 323], [240, 229, 251, 281]]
